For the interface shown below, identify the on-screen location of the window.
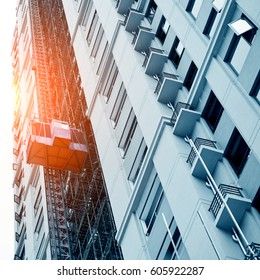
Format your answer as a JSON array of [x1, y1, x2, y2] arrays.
[[34, 208, 44, 234], [145, 0, 157, 23], [202, 91, 224, 132], [128, 138, 147, 183], [250, 70, 260, 104], [164, 226, 181, 260], [34, 186, 42, 216], [31, 167, 40, 188], [183, 61, 198, 91], [157, 215, 189, 260], [224, 128, 250, 175], [225, 15, 257, 74], [203, 8, 218, 37], [102, 60, 119, 100], [81, 1, 92, 27], [156, 16, 170, 44], [110, 83, 127, 126], [252, 187, 260, 213], [96, 42, 108, 75], [186, 0, 203, 19], [36, 234, 45, 259], [119, 109, 138, 155], [140, 176, 164, 236], [86, 10, 98, 45], [169, 37, 184, 68], [91, 25, 104, 58]]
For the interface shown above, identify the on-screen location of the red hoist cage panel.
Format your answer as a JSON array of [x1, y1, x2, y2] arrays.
[[26, 119, 88, 173]]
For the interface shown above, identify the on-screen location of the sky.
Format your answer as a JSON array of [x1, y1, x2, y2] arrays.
[[0, 2, 17, 259]]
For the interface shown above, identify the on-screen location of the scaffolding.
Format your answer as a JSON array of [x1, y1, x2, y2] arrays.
[[27, 0, 122, 260]]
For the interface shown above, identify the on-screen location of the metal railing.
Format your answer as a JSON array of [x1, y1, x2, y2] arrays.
[[209, 184, 243, 218], [187, 137, 216, 166], [170, 102, 191, 126], [185, 136, 257, 259], [132, 25, 152, 45], [154, 72, 179, 95], [142, 47, 164, 68], [245, 242, 260, 260]]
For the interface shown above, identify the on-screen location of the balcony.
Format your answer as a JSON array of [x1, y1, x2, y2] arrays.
[[26, 120, 88, 173], [124, 9, 144, 33], [142, 47, 168, 76], [15, 232, 20, 243], [15, 212, 22, 224], [209, 184, 251, 230], [14, 194, 21, 205], [187, 138, 223, 179], [116, 0, 135, 15], [154, 72, 183, 104], [132, 26, 155, 53], [169, 102, 201, 137], [245, 243, 260, 260]]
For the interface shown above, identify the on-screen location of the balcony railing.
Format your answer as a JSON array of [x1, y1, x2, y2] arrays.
[[209, 184, 243, 218], [245, 242, 260, 260], [170, 102, 191, 126], [187, 138, 216, 166]]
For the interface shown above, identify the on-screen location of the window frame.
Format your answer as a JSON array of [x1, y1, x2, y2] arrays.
[[203, 8, 218, 38], [102, 59, 119, 100], [252, 187, 260, 214], [139, 176, 164, 236], [118, 109, 138, 156], [249, 70, 260, 105], [225, 15, 257, 75], [183, 61, 198, 91], [86, 10, 99, 46], [128, 138, 148, 183], [156, 16, 170, 44], [202, 91, 224, 132], [110, 83, 127, 127], [186, 0, 203, 19], [91, 24, 104, 58], [224, 128, 250, 176], [169, 37, 184, 68], [145, 0, 157, 24]]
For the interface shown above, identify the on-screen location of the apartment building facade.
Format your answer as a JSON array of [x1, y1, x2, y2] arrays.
[[12, 0, 122, 260], [62, 0, 260, 260]]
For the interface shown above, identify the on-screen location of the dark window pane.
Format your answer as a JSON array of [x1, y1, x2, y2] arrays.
[[145, 0, 157, 23], [169, 37, 184, 68], [202, 91, 224, 132], [203, 8, 217, 37], [224, 128, 250, 175], [172, 227, 180, 245], [183, 61, 198, 91], [250, 70, 260, 104], [156, 16, 169, 44], [252, 187, 260, 213]]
